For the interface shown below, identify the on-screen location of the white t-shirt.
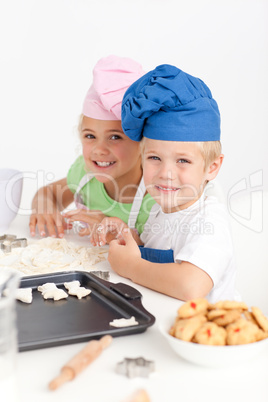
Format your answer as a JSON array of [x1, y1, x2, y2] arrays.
[[140, 195, 238, 303]]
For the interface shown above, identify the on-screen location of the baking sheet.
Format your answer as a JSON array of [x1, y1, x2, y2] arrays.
[[16, 271, 155, 352]]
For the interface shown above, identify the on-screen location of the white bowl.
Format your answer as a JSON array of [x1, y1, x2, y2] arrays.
[[159, 314, 268, 368]]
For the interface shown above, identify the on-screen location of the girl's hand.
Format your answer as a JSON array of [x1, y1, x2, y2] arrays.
[[90, 217, 129, 246], [62, 209, 106, 237], [29, 178, 74, 238], [108, 229, 142, 278], [29, 210, 70, 238]]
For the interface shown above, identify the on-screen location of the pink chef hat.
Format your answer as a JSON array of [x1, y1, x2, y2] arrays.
[[82, 55, 145, 120]]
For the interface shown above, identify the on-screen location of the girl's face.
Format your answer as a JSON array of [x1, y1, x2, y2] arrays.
[[81, 116, 142, 198], [143, 139, 220, 213]]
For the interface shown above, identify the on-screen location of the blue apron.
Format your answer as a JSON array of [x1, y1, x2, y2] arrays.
[[139, 246, 174, 263]]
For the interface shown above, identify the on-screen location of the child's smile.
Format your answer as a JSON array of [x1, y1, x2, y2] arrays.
[[93, 160, 116, 168], [81, 116, 142, 200], [143, 139, 212, 213], [155, 184, 181, 193]]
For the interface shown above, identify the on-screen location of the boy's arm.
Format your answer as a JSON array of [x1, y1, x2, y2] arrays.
[[90, 217, 143, 247], [108, 230, 213, 301]]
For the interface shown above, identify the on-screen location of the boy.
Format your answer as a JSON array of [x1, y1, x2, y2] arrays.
[[95, 64, 237, 303]]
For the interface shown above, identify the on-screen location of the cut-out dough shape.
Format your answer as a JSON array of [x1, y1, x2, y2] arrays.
[[109, 316, 138, 328], [3, 287, 33, 304], [38, 282, 68, 301], [64, 281, 91, 299]]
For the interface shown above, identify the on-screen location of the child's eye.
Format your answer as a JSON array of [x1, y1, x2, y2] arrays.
[[110, 134, 122, 140], [84, 133, 95, 139], [178, 158, 190, 164], [148, 156, 161, 161]]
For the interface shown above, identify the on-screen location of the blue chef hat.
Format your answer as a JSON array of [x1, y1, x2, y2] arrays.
[[121, 64, 221, 142]]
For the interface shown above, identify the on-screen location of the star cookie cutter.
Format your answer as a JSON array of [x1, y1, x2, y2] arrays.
[[116, 357, 155, 378], [0, 234, 28, 253], [72, 220, 88, 233], [91, 270, 110, 281]]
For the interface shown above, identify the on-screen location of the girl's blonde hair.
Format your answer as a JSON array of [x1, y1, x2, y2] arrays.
[[77, 113, 84, 138], [140, 138, 222, 171]]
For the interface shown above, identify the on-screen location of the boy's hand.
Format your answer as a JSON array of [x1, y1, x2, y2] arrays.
[[62, 209, 106, 237], [90, 217, 129, 246], [108, 229, 141, 278]]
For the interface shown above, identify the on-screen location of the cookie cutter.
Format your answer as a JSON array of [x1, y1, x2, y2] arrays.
[[91, 270, 110, 281], [72, 221, 88, 233], [61, 211, 88, 234], [0, 234, 28, 253], [116, 357, 155, 378]]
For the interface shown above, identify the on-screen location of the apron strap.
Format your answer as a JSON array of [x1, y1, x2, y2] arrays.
[[127, 177, 146, 229], [74, 173, 95, 205]]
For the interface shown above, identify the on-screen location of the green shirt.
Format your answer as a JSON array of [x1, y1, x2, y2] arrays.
[[67, 156, 155, 234]]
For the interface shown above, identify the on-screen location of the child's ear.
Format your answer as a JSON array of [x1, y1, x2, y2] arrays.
[[206, 154, 224, 181]]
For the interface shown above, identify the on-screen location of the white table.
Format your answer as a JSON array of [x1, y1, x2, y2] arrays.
[[7, 214, 268, 402]]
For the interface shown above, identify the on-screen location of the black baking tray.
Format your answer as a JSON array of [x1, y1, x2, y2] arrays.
[[16, 271, 155, 352]]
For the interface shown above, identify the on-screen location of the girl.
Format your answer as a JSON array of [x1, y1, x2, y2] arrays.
[[29, 55, 155, 240]]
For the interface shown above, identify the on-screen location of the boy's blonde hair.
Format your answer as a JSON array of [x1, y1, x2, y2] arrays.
[[140, 138, 222, 171], [196, 141, 222, 170]]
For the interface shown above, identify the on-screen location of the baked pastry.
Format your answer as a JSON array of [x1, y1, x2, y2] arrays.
[[178, 298, 209, 318], [174, 314, 207, 342], [194, 322, 227, 345]]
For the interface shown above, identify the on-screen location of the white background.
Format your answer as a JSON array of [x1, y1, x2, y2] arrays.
[[0, 0, 267, 211], [1, 4, 268, 401]]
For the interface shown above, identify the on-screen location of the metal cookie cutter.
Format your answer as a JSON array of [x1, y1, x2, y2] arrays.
[[72, 221, 88, 233], [116, 357, 155, 378], [91, 270, 110, 281], [0, 234, 28, 253]]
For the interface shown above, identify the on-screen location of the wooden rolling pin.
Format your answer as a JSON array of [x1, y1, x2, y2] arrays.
[[49, 335, 112, 390], [125, 389, 151, 402]]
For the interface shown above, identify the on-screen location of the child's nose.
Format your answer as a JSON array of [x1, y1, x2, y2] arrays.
[[93, 140, 109, 155], [159, 164, 175, 181]]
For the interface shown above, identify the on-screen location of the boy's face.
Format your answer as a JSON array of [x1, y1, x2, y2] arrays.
[[143, 138, 217, 213]]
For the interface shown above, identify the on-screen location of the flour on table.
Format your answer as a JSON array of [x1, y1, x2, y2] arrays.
[[0, 237, 107, 276]]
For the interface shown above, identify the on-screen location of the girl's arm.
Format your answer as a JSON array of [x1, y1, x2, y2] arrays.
[[62, 209, 107, 238], [29, 178, 74, 238], [108, 229, 213, 301]]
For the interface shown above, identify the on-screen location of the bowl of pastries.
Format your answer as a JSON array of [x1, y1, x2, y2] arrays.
[[159, 298, 268, 368]]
